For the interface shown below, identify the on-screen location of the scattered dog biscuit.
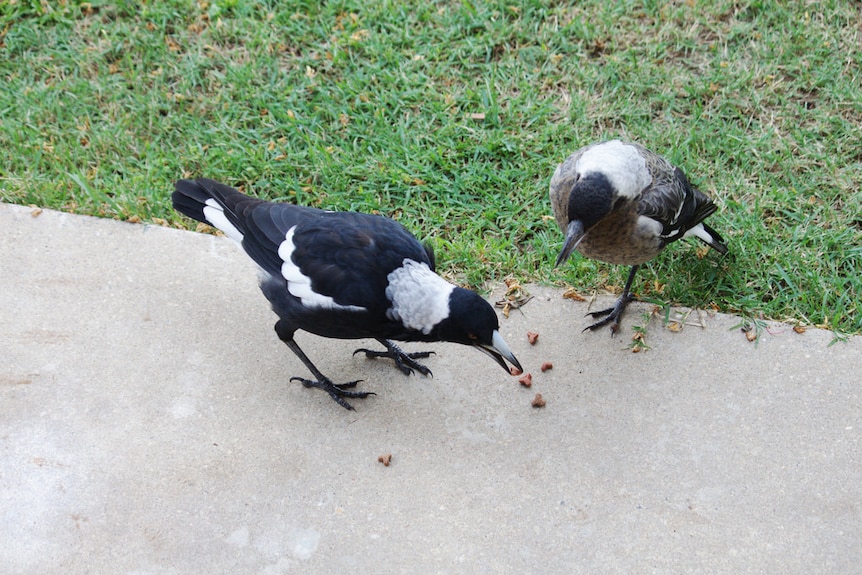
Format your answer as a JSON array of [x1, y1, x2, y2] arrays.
[[531, 394, 546, 408], [518, 373, 532, 387], [509, 365, 523, 376], [540, 362, 553, 372], [377, 454, 392, 467], [526, 331, 539, 345]]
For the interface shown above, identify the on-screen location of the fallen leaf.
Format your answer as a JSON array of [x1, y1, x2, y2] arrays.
[[562, 288, 586, 301]]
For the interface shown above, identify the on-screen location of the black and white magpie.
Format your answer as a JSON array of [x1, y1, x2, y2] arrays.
[[172, 178, 522, 409], [550, 140, 728, 334]]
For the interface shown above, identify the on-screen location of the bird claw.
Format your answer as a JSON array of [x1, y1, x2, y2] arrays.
[[582, 311, 622, 335], [586, 306, 615, 319], [583, 294, 632, 336], [289, 376, 374, 410], [353, 347, 435, 377]]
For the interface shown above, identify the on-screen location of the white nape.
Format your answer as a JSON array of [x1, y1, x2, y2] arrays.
[[576, 140, 652, 198], [385, 259, 454, 334]]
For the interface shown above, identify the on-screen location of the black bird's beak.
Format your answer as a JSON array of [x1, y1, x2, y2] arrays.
[[475, 330, 523, 374], [555, 219, 586, 267]]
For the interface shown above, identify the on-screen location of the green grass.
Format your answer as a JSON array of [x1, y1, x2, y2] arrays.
[[1, 0, 860, 335]]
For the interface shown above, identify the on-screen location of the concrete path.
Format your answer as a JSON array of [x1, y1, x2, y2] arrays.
[[2, 202, 860, 574]]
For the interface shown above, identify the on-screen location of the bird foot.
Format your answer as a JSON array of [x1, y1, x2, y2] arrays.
[[353, 345, 435, 377], [583, 294, 633, 336], [289, 376, 374, 410]]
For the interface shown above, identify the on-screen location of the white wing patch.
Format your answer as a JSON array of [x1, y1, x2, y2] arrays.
[[202, 198, 244, 243], [385, 259, 454, 334], [577, 140, 652, 199], [277, 227, 366, 312]]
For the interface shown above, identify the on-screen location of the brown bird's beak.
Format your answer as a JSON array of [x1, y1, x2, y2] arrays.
[[555, 220, 586, 267]]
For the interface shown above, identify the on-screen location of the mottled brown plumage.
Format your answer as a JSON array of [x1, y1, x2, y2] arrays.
[[550, 140, 728, 333]]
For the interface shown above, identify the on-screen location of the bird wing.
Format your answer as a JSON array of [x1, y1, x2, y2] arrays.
[[174, 178, 434, 312], [248, 205, 432, 312], [636, 149, 717, 242]]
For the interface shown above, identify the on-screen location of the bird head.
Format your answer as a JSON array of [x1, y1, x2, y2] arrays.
[[554, 172, 617, 266], [436, 288, 523, 374], [551, 140, 652, 267]]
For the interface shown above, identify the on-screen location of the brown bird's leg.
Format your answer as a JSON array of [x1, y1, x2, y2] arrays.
[[584, 265, 639, 335]]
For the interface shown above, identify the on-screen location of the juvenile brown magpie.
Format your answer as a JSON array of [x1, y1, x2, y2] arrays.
[[550, 140, 728, 334], [172, 178, 522, 409]]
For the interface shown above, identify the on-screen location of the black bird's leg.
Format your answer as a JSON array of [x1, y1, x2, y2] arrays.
[[275, 320, 374, 410], [353, 338, 435, 377], [584, 265, 639, 336]]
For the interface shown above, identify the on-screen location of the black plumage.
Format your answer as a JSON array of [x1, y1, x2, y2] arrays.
[[550, 140, 728, 334], [172, 178, 521, 409]]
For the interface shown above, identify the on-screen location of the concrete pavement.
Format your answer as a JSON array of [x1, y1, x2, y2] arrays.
[[2, 202, 860, 574]]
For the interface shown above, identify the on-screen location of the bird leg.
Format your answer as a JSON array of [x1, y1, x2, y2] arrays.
[[584, 265, 640, 335], [353, 338, 435, 377], [275, 320, 374, 410]]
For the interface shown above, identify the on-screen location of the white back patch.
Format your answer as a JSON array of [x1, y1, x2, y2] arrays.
[[385, 260, 454, 334], [202, 198, 244, 243], [577, 140, 652, 199], [277, 227, 366, 312]]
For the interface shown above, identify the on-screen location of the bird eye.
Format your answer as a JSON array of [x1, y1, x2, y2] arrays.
[[467, 333, 478, 341]]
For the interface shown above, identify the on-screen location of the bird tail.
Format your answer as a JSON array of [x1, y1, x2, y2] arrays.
[[172, 178, 254, 243], [694, 222, 729, 255]]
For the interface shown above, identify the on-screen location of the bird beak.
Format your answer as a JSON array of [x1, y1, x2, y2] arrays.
[[555, 219, 586, 267], [475, 330, 523, 374]]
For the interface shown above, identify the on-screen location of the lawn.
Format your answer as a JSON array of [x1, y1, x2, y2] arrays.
[[1, 0, 860, 335]]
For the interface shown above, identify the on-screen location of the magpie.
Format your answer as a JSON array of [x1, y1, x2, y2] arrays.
[[550, 140, 728, 334], [172, 178, 522, 409]]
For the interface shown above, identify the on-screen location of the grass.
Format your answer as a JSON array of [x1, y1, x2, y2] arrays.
[[1, 0, 860, 335]]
